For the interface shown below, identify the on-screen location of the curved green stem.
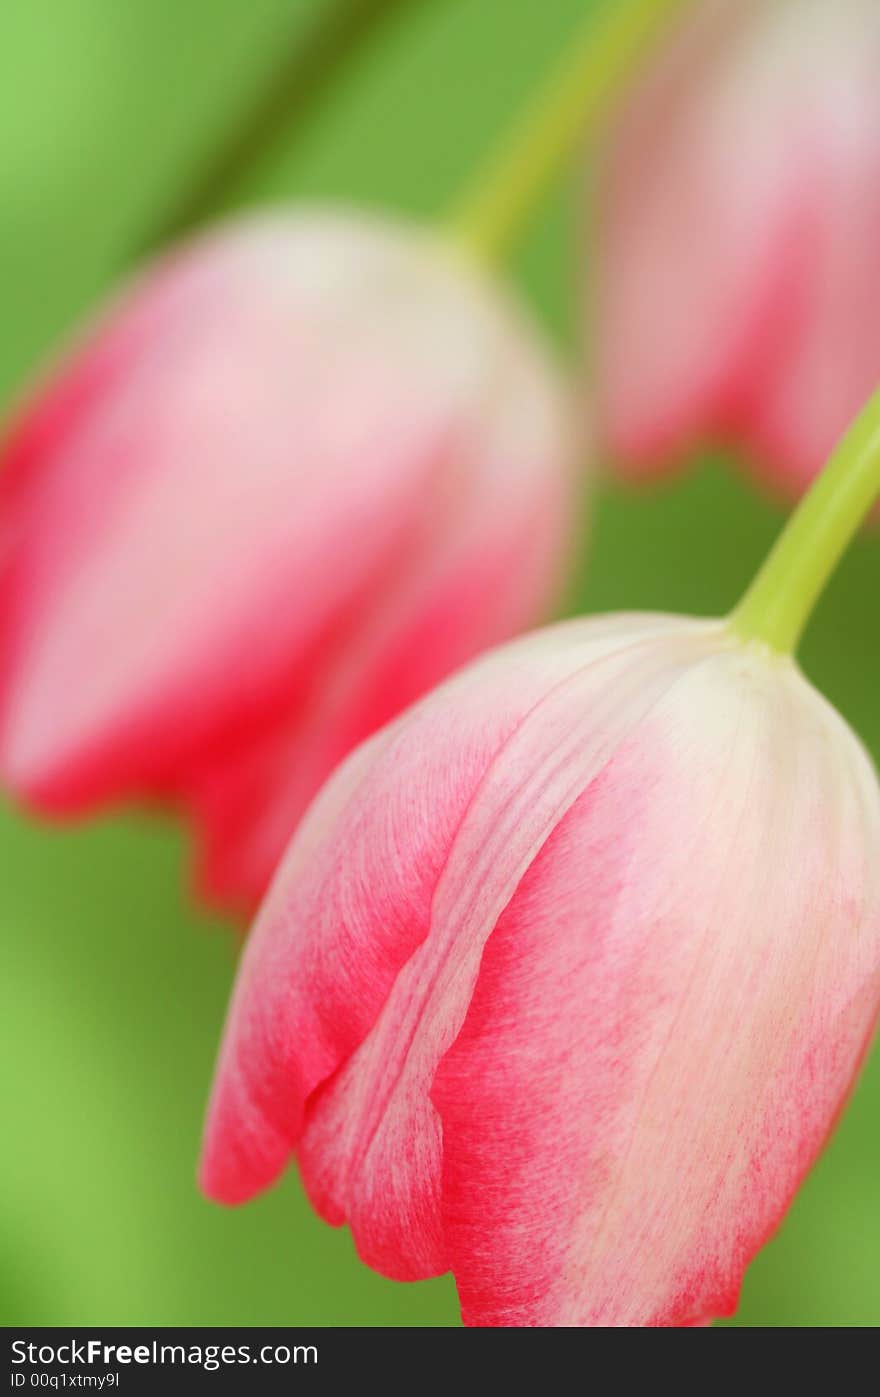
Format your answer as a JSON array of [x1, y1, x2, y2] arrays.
[[450, 0, 689, 262], [731, 388, 880, 654]]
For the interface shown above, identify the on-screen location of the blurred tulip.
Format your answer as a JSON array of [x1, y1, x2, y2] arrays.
[[593, 0, 880, 496], [0, 207, 577, 910], [199, 611, 880, 1326]]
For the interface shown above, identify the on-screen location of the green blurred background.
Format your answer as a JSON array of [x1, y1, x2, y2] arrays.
[[1, 0, 878, 1328]]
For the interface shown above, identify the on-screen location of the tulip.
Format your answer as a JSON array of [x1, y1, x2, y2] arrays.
[[199, 610, 880, 1326], [0, 207, 576, 910], [593, 0, 880, 496]]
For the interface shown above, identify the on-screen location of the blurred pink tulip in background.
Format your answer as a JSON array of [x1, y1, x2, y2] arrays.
[[594, 0, 880, 497], [0, 207, 577, 911]]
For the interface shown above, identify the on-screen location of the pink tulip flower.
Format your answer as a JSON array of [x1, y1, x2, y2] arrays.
[[0, 208, 576, 910], [594, 0, 880, 497], [199, 612, 880, 1326]]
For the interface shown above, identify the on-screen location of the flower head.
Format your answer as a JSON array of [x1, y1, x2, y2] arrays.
[[0, 207, 576, 909], [594, 0, 880, 496], [200, 612, 880, 1326]]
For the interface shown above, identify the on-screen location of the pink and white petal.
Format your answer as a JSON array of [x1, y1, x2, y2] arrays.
[[595, 0, 817, 475], [1, 210, 546, 811], [189, 347, 578, 912], [742, 36, 880, 495], [198, 616, 675, 1205], [433, 652, 880, 1326], [295, 619, 722, 1281]]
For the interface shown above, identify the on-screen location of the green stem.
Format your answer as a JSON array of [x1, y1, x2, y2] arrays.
[[130, 0, 422, 260], [449, 0, 690, 262], [731, 388, 880, 654]]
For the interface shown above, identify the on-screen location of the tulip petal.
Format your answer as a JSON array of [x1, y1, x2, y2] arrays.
[[199, 617, 680, 1204], [295, 619, 721, 1280], [432, 653, 880, 1325], [187, 316, 576, 910], [595, 0, 814, 475], [743, 17, 880, 493], [0, 220, 441, 803]]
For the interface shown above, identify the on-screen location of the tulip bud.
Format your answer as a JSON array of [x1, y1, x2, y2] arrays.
[[0, 207, 576, 909], [199, 613, 880, 1326], [593, 0, 880, 496]]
